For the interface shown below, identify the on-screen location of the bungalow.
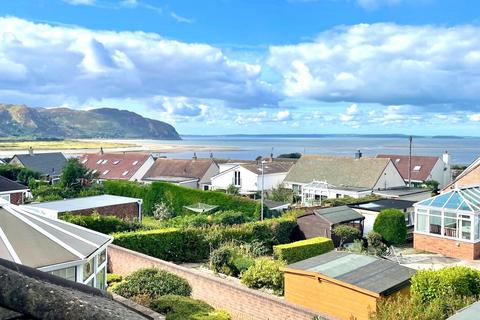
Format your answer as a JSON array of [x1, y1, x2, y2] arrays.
[[282, 251, 415, 320], [79, 152, 154, 182], [0, 201, 112, 289], [0, 176, 29, 205], [9, 148, 67, 182], [377, 152, 451, 188], [443, 156, 480, 191], [22, 194, 143, 220], [284, 153, 405, 206], [142, 157, 219, 190], [413, 185, 480, 260], [210, 161, 293, 195]]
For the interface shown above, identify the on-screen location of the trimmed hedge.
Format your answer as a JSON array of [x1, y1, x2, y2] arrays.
[[411, 266, 480, 304], [150, 295, 230, 320], [113, 217, 297, 262], [241, 258, 286, 295], [60, 213, 141, 234], [273, 237, 334, 264], [103, 180, 260, 217], [373, 209, 407, 245]]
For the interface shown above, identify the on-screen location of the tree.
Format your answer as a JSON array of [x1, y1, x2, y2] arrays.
[[366, 231, 388, 256], [277, 153, 302, 159], [268, 184, 293, 203], [373, 209, 407, 245], [60, 158, 98, 190], [226, 184, 239, 195], [332, 225, 361, 248]]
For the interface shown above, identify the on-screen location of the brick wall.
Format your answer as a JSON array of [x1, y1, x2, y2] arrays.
[[10, 192, 24, 205], [108, 245, 329, 320], [68, 202, 140, 220], [414, 233, 480, 260]]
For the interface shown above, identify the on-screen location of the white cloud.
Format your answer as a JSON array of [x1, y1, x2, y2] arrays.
[[469, 113, 480, 122], [276, 110, 292, 121], [170, 12, 194, 24], [268, 23, 480, 111], [0, 17, 278, 109], [339, 103, 359, 122]]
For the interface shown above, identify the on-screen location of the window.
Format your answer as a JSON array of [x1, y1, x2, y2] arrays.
[[101, 160, 108, 164], [132, 161, 139, 165], [95, 267, 106, 290], [83, 258, 94, 281], [416, 212, 428, 233], [203, 185, 209, 191], [413, 165, 422, 171], [50, 267, 76, 282], [429, 210, 441, 234], [102, 170, 109, 175], [234, 171, 241, 186], [97, 249, 106, 267], [112, 160, 120, 165], [0, 194, 10, 202], [122, 170, 129, 176], [96, 159, 103, 164], [415, 208, 475, 242], [81, 159, 88, 164]]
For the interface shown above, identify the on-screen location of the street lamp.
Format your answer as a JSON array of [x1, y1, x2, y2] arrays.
[[260, 160, 266, 221]]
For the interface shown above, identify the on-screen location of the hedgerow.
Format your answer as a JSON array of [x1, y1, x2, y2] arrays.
[[60, 213, 141, 234], [273, 237, 334, 264]]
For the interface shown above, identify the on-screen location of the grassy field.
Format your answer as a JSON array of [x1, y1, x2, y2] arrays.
[[0, 140, 138, 150]]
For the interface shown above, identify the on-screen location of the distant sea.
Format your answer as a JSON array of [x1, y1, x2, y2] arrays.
[[146, 135, 480, 165]]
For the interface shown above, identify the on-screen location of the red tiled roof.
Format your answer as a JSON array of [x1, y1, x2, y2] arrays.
[[143, 158, 215, 180], [79, 153, 150, 180], [377, 154, 440, 182]]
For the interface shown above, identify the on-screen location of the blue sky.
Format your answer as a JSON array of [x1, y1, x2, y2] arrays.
[[1, 0, 480, 135]]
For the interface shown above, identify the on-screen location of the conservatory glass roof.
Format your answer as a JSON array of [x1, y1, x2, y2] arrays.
[[415, 186, 480, 212]]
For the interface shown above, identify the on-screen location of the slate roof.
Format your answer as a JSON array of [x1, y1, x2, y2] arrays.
[[241, 162, 293, 175], [0, 176, 28, 193], [377, 154, 441, 182], [12, 152, 67, 176], [79, 153, 150, 180], [350, 199, 415, 212], [263, 199, 290, 210], [143, 158, 216, 181], [0, 203, 112, 268], [285, 251, 415, 296], [285, 155, 391, 189], [313, 206, 365, 225]]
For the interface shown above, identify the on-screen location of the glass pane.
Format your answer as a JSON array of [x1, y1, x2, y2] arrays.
[[83, 259, 94, 281], [97, 250, 106, 267], [444, 194, 463, 209], [50, 267, 76, 282], [475, 216, 480, 241], [95, 267, 106, 290], [417, 198, 434, 206], [462, 220, 471, 240], [416, 214, 428, 232], [430, 214, 442, 235], [430, 193, 454, 208], [443, 212, 457, 238]]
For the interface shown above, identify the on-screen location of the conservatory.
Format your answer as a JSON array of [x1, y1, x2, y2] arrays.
[[413, 185, 480, 260]]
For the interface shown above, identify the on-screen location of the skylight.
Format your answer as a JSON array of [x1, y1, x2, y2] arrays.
[[113, 160, 120, 165], [81, 159, 87, 164], [122, 171, 129, 176], [103, 170, 109, 175], [101, 160, 108, 165], [96, 160, 103, 164], [132, 161, 139, 165], [413, 165, 422, 171]]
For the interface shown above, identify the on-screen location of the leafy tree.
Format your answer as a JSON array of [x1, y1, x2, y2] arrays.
[[373, 209, 407, 245], [366, 231, 388, 256], [332, 225, 361, 248], [60, 158, 97, 190], [226, 184, 239, 195], [0, 164, 41, 184], [268, 184, 293, 203], [277, 153, 302, 159]]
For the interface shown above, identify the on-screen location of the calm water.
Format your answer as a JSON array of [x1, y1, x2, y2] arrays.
[[140, 136, 480, 165]]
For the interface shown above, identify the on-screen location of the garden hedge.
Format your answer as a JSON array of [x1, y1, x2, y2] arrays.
[[373, 209, 407, 245], [60, 213, 141, 234], [273, 237, 334, 264], [113, 217, 297, 262], [104, 180, 260, 217], [150, 295, 230, 320]]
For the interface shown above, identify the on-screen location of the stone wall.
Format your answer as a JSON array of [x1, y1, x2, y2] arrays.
[[414, 233, 480, 260], [108, 245, 329, 320]]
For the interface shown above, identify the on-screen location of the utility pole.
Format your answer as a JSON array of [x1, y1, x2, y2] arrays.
[[260, 160, 266, 221], [408, 136, 412, 188]]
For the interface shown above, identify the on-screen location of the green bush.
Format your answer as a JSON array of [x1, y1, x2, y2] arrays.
[[411, 266, 480, 304], [107, 273, 123, 286], [373, 209, 407, 245], [366, 231, 388, 256], [323, 194, 380, 207], [273, 237, 334, 264], [0, 164, 41, 184], [241, 258, 285, 295], [214, 210, 248, 226], [60, 213, 141, 234], [104, 180, 260, 217], [112, 268, 191, 300], [332, 225, 362, 247], [209, 241, 260, 277], [150, 295, 230, 320]]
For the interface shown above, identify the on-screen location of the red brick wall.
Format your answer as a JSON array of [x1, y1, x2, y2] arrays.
[[414, 233, 480, 260], [67, 202, 140, 220], [108, 245, 328, 320], [9, 192, 24, 205]]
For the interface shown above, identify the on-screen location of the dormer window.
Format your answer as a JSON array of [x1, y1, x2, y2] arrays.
[[96, 159, 103, 164], [395, 159, 400, 164], [113, 160, 120, 165], [413, 165, 422, 172], [81, 159, 88, 164], [102, 170, 109, 175], [132, 161, 139, 165], [101, 160, 108, 164], [122, 170, 129, 176]]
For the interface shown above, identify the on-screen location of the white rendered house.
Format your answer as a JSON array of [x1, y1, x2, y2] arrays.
[[0, 200, 112, 290]]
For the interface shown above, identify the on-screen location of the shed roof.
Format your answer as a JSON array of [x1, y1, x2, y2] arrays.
[[313, 206, 365, 224], [263, 199, 290, 210], [0, 176, 28, 193], [285, 155, 391, 189], [12, 152, 67, 176], [351, 199, 415, 212], [22, 195, 141, 213], [377, 154, 441, 182], [0, 203, 112, 268], [285, 251, 415, 296]]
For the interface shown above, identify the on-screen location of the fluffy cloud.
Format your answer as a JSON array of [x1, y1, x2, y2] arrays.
[[469, 113, 480, 122], [268, 23, 480, 111], [0, 17, 278, 109], [275, 110, 292, 121]]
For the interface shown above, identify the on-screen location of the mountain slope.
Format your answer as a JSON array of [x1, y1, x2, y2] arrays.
[[0, 104, 181, 140]]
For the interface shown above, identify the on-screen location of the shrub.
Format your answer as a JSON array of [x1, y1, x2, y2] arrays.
[[241, 258, 285, 295], [150, 295, 230, 320], [373, 209, 407, 245], [0, 164, 41, 184], [209, 241, 260, 277], [267, 184, 293, 203], [411, 266, 480, 304], [209, 246, 233, 274], [214, 210, 247, 226], [332, 225, 362, 247], [112, 268, 191, 301], [366, 231, 388, 256], [61, 213, 141, 234], [106, 273, 123, 286], [273, 237, 334, 264], [103, 180, 260, 217], [323, 194, 380, 207], [153, 202, 175, 221]]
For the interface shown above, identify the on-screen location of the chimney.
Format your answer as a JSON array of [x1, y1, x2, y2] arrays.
[[100, 147, 104, 155], [28, 147, 33, 156], [354, 149, 362, 159], [443, 151, 450, 165], [193, 152, 197, 160]]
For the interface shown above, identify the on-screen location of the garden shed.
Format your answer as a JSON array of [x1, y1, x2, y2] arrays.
[[296, 206, 364, 246], [282, 251, 415, 320]]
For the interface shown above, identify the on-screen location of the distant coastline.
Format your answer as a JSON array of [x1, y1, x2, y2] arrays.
[[181, 134, 471, 139]]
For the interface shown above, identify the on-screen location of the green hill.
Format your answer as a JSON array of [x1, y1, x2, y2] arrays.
[[0, 104, 180, 140]]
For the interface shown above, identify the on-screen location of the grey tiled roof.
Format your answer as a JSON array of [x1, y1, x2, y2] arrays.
[[285, 155, 391, 189], [286, 251, 416, 295], [13, 152, 67, 176], [0, 176, 28, 193], [314, 206, 365, 224]]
